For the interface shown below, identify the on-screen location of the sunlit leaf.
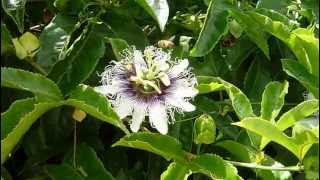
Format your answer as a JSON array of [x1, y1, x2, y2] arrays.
[[260, 99, 319, 149], [260, 81, 289, 122], [161, 162, 191, 180], [276, 99, 319, 132], [234, 117, 318, 159], [246, 11, 319, 77]]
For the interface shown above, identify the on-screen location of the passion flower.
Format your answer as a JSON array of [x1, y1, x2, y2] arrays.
[[95, 46, 198, 134]]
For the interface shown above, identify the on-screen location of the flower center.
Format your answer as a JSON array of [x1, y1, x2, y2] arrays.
[[129, 49, 171, 95]]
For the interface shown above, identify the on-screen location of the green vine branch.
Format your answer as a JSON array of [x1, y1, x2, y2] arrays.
[[226, 160, 304, 172]]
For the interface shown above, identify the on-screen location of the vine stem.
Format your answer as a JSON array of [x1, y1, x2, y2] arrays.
[[196, 144, 201, 155], [214, 101, 299, 106], [25, 58, 47, 76], [73, 120, 77, 168], [226, 160, 304, 172]]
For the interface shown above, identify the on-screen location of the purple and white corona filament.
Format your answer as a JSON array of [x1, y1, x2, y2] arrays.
[[95, 46, 198, 134]]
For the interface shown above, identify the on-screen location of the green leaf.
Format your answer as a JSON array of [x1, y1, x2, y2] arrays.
[[289, 28, 319, 77], [1, 167, 12, 180], [1, 23, 14, 55], [46, 164, 84, 180], [1, 98, 62, 164], [191, 49, 230, 77], [216, 140, 292, 180], [1, 0, 26, 33], [198, 76, 260, 147], [260, 81, 288, 122], [256, 0, 290, 12], [197, 82, 224, 94], [48, 22, 105, 95], [37, 14, 77, 72], [190, 154, 241, 180], [244, 59, 272, 102], [197, 76, 254, 119], [303, 145, 319, 180], [281, 59, 318, 98], [112, 132, 185, 162], [135, 0, 169, 32], [223, 35, 257, 71], [255, 8, 297, 28], [276, 99, 319, 132], [1, 67, 63, 102], [65, 85, 127, 133], [101, 10, 148, 49], [245, 11, 319, 77], [215, 140, 252, 163], [190, 0, 234, 57], [234, 117, 318, 159], [194, 114, 216, 145], [64, 144, 115, 180], [160, 162, 191, 180], [113, 132, 241, 179], [302, 0, 319, 25], [109, 38, 130, 61], [230, 10, 270, 59], [53, 0, 85, 15], [1, 98, 35, 141], [260, 99, 318, 149]]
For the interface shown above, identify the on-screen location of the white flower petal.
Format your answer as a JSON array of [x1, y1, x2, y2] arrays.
[[149, 103, 168, 134], [171, 79, 198, 97], [157, 61, 170, 71], [94, 85, 118, 95], [166, 98, 196, 112], [130, 106, 146, 132], [114, 98, 133, 119], [133, 50, 147, 72], [175, 87, 198, 97], [169, 59, 189, 77]]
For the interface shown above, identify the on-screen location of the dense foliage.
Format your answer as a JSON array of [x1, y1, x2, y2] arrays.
[[1, 0, 319, 179]]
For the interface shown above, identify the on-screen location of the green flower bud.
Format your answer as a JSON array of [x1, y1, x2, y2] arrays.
[[229, 19, 243, 39], [12, 38, 27, 59], [12, 32, 39, 59], [194, 114, 216, 145]]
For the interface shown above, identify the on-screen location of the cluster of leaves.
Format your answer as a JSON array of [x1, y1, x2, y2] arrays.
[[1, 0, 319, 179]]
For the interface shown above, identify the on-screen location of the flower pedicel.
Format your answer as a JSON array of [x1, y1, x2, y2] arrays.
[[95, 46, 198, 134]]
